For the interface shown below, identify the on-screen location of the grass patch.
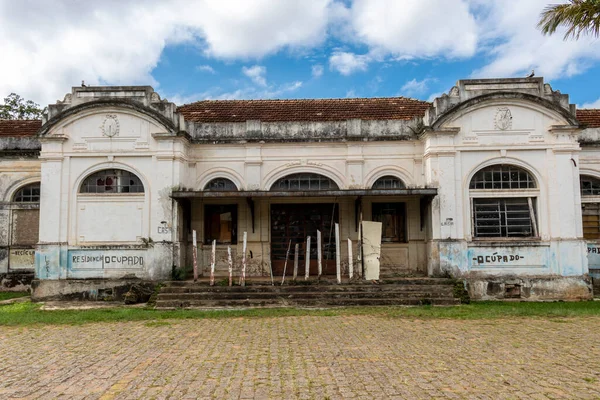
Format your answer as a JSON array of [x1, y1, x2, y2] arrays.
[[0, 292, 29, 301], [1, 300, 600, 326]]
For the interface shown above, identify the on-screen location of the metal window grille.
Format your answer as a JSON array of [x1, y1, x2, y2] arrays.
[[80, 169, 144, 193], [580, 176, 600, 196], [13, 183, 40, 202], [470, 165, 536, 189], [473, 198, 537, 238], [372, 176, 406, 190], [204, 178, 238, 191], [271, 173, 339, 191], [582, 203, 600, 240]]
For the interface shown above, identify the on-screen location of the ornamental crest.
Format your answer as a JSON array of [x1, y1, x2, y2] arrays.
[[494, 107, 512, 131], [101, 115, 120, 137]]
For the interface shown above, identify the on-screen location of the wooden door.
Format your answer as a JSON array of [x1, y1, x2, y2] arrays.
[[270, 203, 338, 276]]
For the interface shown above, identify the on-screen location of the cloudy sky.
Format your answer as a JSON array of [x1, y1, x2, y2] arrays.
[[1, 0, 600, 108]]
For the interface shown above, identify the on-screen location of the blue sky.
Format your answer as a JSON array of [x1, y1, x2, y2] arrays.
[[2, 0, 600, 108]]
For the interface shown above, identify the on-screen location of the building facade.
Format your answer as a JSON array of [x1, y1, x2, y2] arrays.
[[0, 77, 599, 300]]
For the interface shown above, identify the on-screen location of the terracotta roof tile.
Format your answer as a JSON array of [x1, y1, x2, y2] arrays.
[[0, 120, 42, 136], [177, 97, 431, 123], [578, 109, 600, 128]]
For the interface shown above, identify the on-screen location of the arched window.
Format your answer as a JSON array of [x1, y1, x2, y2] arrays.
[[271, 173, 339, 191], [204, 178, 238, 191], [470, 165, 538, 238], [13, 183, 40, 202], [580, 175, 600, 239], [470, 165, 536, 189], [80, 169, 144, 194], [372, 176, 406, 190]]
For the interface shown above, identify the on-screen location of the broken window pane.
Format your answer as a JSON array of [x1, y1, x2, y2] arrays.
[[580, 176, 600, 196], [13, 183, 40, 202], [80, 169, 144, 193], [204, 178, 238, 191]]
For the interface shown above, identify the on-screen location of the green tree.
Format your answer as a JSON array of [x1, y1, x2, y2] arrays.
[[0, 93, 43, 120], [538, 0, 600, 40]]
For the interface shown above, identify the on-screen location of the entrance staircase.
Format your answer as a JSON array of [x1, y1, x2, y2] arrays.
[[155, 277, 465, 309]]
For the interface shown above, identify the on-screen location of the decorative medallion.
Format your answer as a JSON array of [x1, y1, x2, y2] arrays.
[[101, 114, 120, 137], [494, 107, 512, 131]]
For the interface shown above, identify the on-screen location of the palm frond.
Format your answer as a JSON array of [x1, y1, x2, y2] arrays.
[[538, 0, 600, 40]]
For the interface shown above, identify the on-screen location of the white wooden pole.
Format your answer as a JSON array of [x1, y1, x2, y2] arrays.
[[192, 230, 198, 282], [335, 223, 341, 284], [317, 230, 322, 278], [241, 231, 247, 287], [357, 218, 363, 278], [281, 239, 292, 285], [348, 238, 353, 280], [305, 236, 311, 280], [293, 243, 299, 281], [227, 246, 233, 287], [210, 240, 216, 286]]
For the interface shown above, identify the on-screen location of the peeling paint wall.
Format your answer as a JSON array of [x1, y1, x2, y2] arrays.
[[0, 152, 41, 284], [423, 78, 590, 300], [0, 80, 591, 301]]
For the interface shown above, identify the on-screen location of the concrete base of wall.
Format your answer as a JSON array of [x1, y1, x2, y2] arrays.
[[31, 279, 156, 302], [0, 272, 34, 292], [465, 275, 593, 301]]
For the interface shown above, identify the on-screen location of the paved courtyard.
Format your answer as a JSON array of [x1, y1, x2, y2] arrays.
[[0, 314, 599, 399]]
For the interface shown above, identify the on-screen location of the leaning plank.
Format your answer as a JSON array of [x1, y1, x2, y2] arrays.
[[240, 232, 247, 287], [281, 239, 292, 285], [293, 243, 299, 281], [335, 223, 341, 284], [348, 238, 353, 279], [317, 230, 322, 278], [227, 246, 233, 287], [305, 236, 311, 280], [210, 240, 216, 286], [192, 230, 198, 282]]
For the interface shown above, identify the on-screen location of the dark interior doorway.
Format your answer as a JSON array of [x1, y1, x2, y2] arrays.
[[270, 203, 339, 276]]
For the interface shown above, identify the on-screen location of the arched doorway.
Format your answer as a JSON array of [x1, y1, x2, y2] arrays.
[[269, 173, 340, 276]]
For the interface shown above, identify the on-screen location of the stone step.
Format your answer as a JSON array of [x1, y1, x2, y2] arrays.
[[159, 284, 454, 294], [162, 277, 456, 287], [155, 277, 464, 309], [157, 291, 455, 301], [155, 297, 460, 309]]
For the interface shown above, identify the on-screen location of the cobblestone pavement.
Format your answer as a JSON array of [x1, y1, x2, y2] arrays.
[[0, 315, 599, 399]]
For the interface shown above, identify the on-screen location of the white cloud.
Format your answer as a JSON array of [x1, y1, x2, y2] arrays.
[[346, 0, 478, 59], [242, 65, 267, 86], [400, 78, 436, 97], [0, 0, 331, 105], [171, 80, 303, 102], [2, 0, 600, 106], [471, 0, 600, 80], [581, 98, 600, 109], [196, 65, 216, 74], [311, 64, 324, 78], [329, 51, 370, 75]]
